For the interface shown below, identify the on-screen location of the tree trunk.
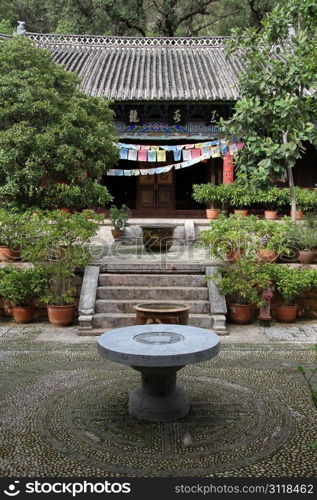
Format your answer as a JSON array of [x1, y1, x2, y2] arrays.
[[283, 131, 297, 224], [286, 163, 297, 224]]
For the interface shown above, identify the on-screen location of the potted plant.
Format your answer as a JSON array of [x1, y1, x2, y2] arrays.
[[225, 182, 253, 216], [24, 210, 102, 326], [288, 215, 317, 264], [215, 257, 272, 324], [192, 183, 224, 219], [0, 209, 26, 262], [270, 265, 315, 322], [199, 214, 258, 262], [257, 187, 283, 220], [0, 267, 48, 323], [109, 204, 131, 239], [254, 217, 293, 262]]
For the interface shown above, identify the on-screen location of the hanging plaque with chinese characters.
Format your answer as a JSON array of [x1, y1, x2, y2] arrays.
[[126, 106, 143, 124]]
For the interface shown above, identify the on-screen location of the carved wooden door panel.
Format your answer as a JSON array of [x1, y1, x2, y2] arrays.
[[138, 171, 174, 209]]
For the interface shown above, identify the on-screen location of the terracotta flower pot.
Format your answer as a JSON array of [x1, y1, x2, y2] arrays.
[[228, 303, 254, 324], [12, 306, 35, 324], [298, 250, 315, 265], [226, 248, 245, 262], [257, 249, 278, 262], [0, 246, 20, 262], [264, 210, 278, 220], [111, 229, 124, 239], [206, 209, 220, 220], [234, 209, 249, 217], [291, 210, 303, 219], [58, 207, 72, 214], [276, 304, 298, 323], [47, 303, 75, 326]]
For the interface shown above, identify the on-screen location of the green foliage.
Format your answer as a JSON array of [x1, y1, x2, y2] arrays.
[[0, 208, 29, 247], [0, 36, 117, 210], [199, 214, 258, 259], [23, 210, 102, 305], [109, 204, 130, 230], [253, 217, 293, 254], [0, 1, 281, 37], [223, 182, 255, 209], [215, 257, 272, 306], [221, 0, 317, 219], [287, 215, 317, 251], [0, 266, 48, 306], [0, 19, 12, 34], [192, 183, 225, 209], [269, 264, 316, 305], [199, 213, 293, 259]]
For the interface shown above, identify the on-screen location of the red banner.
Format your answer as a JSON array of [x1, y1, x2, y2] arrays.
[[223, 151, 234, 184]]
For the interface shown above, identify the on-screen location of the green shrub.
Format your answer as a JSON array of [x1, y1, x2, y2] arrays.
[[109, 204, 131, 230], [0, 267, 48, 306], [269, 265, 316, 305], [216, 257, 272, 306]]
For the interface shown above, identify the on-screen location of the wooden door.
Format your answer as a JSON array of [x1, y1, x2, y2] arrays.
[[138, 171, 174, 209]]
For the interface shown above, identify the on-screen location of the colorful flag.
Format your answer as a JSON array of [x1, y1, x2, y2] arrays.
[[173, 150, 182, 161], [119, 148, 129, 160], [128, 149, 138, 161], [182, 150, 192, 161], [138, 150, 148, 162], [148, 150, 157, 162], [157, 150, 166, 162], [191, 149, 201, 159]]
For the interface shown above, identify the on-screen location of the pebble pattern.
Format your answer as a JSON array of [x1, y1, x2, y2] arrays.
[[0, 329, 316, 477]]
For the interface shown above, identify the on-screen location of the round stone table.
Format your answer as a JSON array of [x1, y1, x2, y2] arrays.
[[97, 324, 220, 422]]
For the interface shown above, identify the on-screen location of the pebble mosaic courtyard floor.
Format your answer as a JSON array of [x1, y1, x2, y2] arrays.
[[0, 323, 316, 477]]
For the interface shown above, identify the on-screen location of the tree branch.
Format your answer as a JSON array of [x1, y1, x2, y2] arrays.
[[191, 9, 241, 35], [178, 0, 217, 25]]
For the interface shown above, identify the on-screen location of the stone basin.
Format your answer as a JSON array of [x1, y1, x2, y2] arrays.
[[140, 225, 176, 252], [134, 302, 190, 325]]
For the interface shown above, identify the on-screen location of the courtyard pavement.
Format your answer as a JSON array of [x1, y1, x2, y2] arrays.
[[0, 319, 316, 477]]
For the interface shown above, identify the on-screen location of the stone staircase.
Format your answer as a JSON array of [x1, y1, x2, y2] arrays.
[[92, 272, 212, 330]]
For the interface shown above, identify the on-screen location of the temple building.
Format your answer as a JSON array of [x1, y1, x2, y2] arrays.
[[7, 31, 317, 216]]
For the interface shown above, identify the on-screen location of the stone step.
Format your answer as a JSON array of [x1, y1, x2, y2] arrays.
[[95, 299, 210, 314], [98, 273, 207, 287], [97, 286, 208, 300], [92, 313, 212, 330]]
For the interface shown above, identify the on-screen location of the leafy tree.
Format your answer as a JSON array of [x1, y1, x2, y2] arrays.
[[221, 0, 317, 222], [0, 36, 117, 210], [0, 0, 280, 37], [216, 0, 279, 35]]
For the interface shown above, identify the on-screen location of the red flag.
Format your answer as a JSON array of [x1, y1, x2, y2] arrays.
[[223, 151, 234, 184]]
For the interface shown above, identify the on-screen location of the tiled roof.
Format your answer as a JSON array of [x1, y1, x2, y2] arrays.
[[27, 33, 243, 102]]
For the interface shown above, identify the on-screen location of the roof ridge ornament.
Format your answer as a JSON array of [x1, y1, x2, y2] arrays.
[[16, 21, 26, 35], [26, 32, 229, 47]]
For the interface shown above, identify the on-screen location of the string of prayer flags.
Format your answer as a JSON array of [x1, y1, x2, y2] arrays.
[[115, 139, 243, 167], [107, 152, 212, 176]]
